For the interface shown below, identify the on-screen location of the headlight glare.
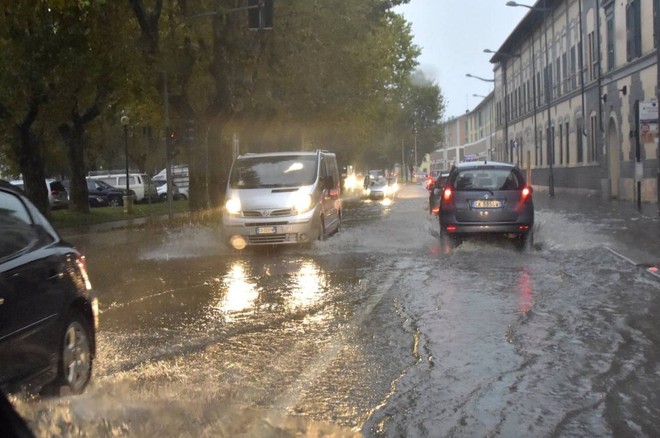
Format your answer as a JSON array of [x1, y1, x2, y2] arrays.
[[225, 198, 241, 214], [292, 193, 313, 212]]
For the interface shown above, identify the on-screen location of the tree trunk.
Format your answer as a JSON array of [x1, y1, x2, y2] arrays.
[[12, 105, 49, 216], [59, 121, 90, 214]]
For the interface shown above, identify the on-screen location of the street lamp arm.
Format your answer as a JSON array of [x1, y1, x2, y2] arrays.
[[466, 73, 495, 83], [506, 1, 550, 11], [484, 48, 521, 58]]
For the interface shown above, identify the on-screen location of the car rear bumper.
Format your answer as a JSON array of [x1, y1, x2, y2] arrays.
[[441, 222, 533, 235]]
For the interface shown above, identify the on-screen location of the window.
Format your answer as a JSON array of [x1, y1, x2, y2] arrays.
[[549, 126, 555, 165], [606, 8, 615, 70], [556, 56, 562, 96], [588, 31, 596, 81], [626, 0, 642, 61], [590, 115, 598, 162], [565, 121, 570, 165], [577, 119, 584, 163], [0, 191, 35, 260], [562, 52, 568, 91], [545, 63, 553, 101], [570, 46, 577, 89], [559, 123, 564, 165]]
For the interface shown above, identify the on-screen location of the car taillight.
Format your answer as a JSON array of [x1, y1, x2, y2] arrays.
[[521, 186, 532, 202], [442, 187, 453, 202], [77, 255, 92, 290]]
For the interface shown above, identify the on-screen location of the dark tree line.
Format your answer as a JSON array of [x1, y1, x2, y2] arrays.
[[0, 0, 444, 215]]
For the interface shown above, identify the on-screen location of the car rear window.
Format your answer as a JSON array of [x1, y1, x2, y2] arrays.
[[0, 191, 35, 259], [50, 181, 66, 192], [453, 167, 524, 191]]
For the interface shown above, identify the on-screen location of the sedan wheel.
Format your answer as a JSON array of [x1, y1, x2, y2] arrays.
[[109, 197, 122, 207], [60, 317, 93, 394]]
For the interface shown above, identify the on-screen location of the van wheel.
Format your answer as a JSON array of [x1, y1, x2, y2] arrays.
[[318, 218, 326, 241]]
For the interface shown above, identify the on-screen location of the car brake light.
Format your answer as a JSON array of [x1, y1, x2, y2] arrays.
[[443, 187, 453, 201], [446, 225, 457, 232], [521, 186, 532, 202]]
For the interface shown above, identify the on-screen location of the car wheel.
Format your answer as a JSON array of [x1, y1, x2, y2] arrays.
[[159, 194, 167, 202], [317, 217, 326, 241], [516, 230, 534, 251], [44, 314, 93, 396], [109, 197, 122, 207]]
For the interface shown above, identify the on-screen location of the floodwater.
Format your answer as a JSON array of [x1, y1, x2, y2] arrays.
[[10, 184, 660, 437]]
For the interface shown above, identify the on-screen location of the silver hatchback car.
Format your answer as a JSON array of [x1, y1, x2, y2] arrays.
[[438, 161, 534, 249]]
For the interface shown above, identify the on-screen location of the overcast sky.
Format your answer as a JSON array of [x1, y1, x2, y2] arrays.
[[394, 0, 530, 119]]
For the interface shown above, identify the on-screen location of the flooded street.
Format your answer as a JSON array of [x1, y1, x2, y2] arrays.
[[11, 184, 660, 437]]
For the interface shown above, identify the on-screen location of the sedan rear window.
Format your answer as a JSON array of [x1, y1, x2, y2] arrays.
[[0, 191, 35, 259], [453, 168, 524, 191]]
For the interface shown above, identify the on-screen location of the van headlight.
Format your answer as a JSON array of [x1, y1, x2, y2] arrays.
[[292, 193, 313, 213], [225, 198, 242, 214]]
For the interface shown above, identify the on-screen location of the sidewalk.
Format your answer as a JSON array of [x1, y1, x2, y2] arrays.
[[533, 191, 660, 274]]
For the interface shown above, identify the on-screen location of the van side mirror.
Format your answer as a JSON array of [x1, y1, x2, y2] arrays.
[[433, 188, 441, 196]]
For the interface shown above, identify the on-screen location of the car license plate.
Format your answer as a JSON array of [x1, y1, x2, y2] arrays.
[[472, 199, 502, 208], [256, 226, 276, 235]]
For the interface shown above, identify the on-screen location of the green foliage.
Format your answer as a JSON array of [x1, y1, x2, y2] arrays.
[[0, 0, 443, 200]]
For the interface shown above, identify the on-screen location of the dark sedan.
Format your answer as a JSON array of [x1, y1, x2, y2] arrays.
[[0, 181, 98, 396], [428, 172, 450, 215], [438, 161, 534, 249]]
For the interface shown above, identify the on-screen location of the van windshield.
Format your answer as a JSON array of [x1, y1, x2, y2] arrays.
[[230, 155, 318, 189]]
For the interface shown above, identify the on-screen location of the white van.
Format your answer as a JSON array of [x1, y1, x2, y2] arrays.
[[87, 172, 157, 203], [222, 150, 342, 249], [153, 164, 189, 199]]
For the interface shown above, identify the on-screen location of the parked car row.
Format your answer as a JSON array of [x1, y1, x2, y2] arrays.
[[10, 174, 186, 210]]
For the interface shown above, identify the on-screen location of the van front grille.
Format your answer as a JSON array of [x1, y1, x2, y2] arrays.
[[247, 234, 297, 244], [243, 209, 293, 217]]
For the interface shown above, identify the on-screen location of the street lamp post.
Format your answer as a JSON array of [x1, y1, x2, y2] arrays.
[[120, 114, 133, 214], [507, 0, 555, 196]]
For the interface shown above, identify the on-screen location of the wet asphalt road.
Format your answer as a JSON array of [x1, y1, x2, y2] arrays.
[[11, 183, 660, 437]]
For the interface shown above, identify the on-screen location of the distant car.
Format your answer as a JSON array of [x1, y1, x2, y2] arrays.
[[425, 170, 441, 191], [85, 178, 134, 207], [10, 179, 69, 210], [366, 177, 396, 200], [87, 172, 157, 203], [61, 179, 109, 208], [0, 181, 98, 395], [154, 180, 181, 201], [438, 161, 534, 249], [428, 172, 450, 214]]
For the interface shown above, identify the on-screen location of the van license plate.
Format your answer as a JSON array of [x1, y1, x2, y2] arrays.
[[256, 226, 276, 235], [472, 199, 502, 208]]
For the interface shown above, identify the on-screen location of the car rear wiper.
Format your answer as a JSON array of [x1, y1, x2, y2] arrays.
[[470, 188, 495, 195]]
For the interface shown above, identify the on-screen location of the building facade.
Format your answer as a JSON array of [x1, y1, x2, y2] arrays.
[[489, 0, 659, 202], [435, 92, 495, 172]]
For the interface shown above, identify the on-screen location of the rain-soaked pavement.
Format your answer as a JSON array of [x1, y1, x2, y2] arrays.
[[10, 183, 660, 437]]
